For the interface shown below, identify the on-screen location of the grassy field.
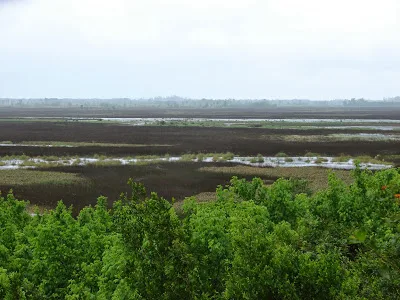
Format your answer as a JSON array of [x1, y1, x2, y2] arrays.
[[1, 106, 400, 119], [11, 141, 172, 147], [0, 169, 87, 186], [172, 165, 354, 212], [261, 133, 400, 142], [0, 122, 399, 158], [0, 161, 356, 214], [199, 166, 353, 192], [0, 162, 256, 214], [0, 107, 398, 212], [1, 116, 399, 131]]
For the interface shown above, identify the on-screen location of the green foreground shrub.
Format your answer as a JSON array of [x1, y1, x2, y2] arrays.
[[0, 167, 400, 299]]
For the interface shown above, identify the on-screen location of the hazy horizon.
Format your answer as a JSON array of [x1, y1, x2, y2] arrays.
[[1, 0, 399, 99], [0, 96, 397, 101]]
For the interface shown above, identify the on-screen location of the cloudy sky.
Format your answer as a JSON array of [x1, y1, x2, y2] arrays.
[[0, 0, 399, 99]]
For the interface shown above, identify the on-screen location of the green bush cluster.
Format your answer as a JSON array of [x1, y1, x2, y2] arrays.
[[0, 167, 400, 299]]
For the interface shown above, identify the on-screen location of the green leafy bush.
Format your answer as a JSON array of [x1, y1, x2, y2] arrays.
[[0, 168, 399, 298], [275, 151, 287, 157]]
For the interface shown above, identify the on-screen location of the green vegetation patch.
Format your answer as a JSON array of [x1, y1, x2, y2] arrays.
[[19, 141, 172, 147], [304, 151, 321, 157], [314, 157, 328, 164], [0, 170, 88, 186], [332, 154, 392, 165], [1, 168, 400, 299], [199, 165, 353, 192], [262, 134, 400, 143], [275, 151, 288, 157]]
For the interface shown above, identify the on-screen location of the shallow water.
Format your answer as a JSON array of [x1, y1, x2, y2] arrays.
[[93, 118, 400, 131], [0, 143, 74, 148], [329, 133, 400, 140], [320, 126, 397, 131], [21, 116, 400, 124], [96, 117, 400, 124], [0, 156, 392, 170]]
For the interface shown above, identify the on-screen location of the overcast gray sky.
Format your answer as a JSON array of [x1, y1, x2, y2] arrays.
[[0, 0, 399, 99]]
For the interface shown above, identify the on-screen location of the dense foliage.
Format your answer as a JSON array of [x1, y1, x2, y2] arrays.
[[1, 168, 400, 299]]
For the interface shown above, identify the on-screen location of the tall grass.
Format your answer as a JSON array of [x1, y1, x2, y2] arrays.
[[199, 166, 353, 192], [0, 170, 87, 186]]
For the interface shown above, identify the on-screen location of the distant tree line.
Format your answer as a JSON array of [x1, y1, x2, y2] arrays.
[[1, 96, 400, 109]]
